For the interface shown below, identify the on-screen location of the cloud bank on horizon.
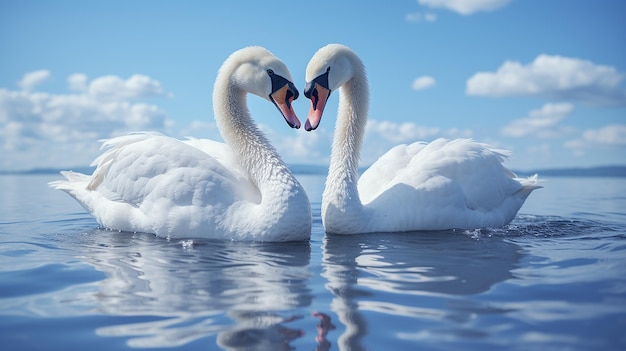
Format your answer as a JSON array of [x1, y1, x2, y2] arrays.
[[1, 72, 173, 170]]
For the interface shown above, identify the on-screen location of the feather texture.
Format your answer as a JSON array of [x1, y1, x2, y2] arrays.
[[305, 44, 540, 234], [50, 47, 311, 241]]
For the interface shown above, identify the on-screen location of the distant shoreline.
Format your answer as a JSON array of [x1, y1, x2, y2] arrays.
[[511, 166, 626, 178], [3, 165, 626, 177]]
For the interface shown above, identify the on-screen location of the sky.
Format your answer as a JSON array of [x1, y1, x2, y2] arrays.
[[1, 0, 625, 172]]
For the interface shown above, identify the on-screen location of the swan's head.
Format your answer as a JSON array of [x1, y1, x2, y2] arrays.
[[303, 44, 358, 131], [223, 46, 301, 129]]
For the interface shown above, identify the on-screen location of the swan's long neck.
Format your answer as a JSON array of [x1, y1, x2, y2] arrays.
[[214, 79, 284, 182], [322, 59, 369, 223], [213, 73, 301, 212]]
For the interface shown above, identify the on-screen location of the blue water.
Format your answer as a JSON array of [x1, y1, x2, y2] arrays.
[[1, 173, 625, 351]]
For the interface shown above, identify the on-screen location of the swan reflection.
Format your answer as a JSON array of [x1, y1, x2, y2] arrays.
[[321, 231, 522, 350], [76, 230, 312, 349]]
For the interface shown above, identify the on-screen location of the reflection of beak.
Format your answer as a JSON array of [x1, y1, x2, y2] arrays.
[[304, 83, 330, 131], [270, 84, 301, 129]]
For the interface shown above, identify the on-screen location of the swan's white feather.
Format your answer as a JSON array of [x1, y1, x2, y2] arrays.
[[50, 47, 311, 241], [357, 138, 541, 231], [360, 139, 520, 210], [309, 44, 541, 234], [51, 133, 259, 238]]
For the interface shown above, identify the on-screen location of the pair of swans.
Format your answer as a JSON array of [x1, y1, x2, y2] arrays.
[[51, 45, 540, 241]]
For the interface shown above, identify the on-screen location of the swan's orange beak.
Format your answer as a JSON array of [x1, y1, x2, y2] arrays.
[[304, 83, 330, 131], [270, 83, 301, 129]]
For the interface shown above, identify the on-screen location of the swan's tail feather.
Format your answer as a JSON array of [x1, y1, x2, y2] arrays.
[[514, 174, 543, 198], [49, 171, 91, 189], [48, 171, 93, 206]]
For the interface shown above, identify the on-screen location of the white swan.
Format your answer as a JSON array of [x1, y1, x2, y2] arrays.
[[50, 46, 311, 242], [303, 44, 541, 234]]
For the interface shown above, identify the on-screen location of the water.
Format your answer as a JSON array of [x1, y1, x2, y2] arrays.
[[1, 173, 625, 350]]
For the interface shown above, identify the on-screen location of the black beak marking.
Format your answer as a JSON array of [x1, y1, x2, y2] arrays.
[[304, 70, 331, 110], [269, 73, 299, 101]]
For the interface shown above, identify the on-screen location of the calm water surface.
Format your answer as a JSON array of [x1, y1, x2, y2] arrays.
[[1, 173, 625, 350]]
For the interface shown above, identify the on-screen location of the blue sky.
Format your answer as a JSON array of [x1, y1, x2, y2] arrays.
[[1, 0, 625, 172]]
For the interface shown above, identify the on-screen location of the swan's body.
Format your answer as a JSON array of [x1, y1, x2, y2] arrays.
[[304, 44, 540, 234], [50, 47, 311, 241]]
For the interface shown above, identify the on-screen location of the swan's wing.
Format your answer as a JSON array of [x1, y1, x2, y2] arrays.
[[182, 137, 250, 187], [89, 133, 260, 208], [359, 138, 524, 210], [358, 141, 428, 204], [182, 137, 228, 156], [411, 139, 520, 211]]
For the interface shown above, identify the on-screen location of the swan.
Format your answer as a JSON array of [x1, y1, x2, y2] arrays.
[[50, 46, 311, 242], [303, 44, 541, 234]]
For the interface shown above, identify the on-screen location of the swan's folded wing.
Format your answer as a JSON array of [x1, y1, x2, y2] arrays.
[[358, 141, 428, 204], [90, 133, 260, 209], [416, 139, 523, 211], [182, 137, 250, 186], [359, 138, 525, 211]]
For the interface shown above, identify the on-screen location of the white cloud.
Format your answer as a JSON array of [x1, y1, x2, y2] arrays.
[[424, 13, 437, 22], [580, 125, 626, 146], [259, 123, 333, 164], [418, 0, 510, 15], [367, 120, 441, 143], [363, 119, 472, 164], [466, 55, 626, 106], [17, 70, 51, 91], [564, 124, 626, 158], [179, 120, 220, 139], [501, 103, 575, 138], [406, 12, 437, 23], [366, 119, 472, 143], [0, 72, 173, 171], [411, 76, 436, 90], [68, 73, 88, 92], [255, 119, 473, 167], [88, 74, 169, 101]]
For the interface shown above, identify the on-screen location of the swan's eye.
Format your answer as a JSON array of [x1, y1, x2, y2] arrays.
[[326, 67, 331, 72], [267, 69, 274, 76]]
